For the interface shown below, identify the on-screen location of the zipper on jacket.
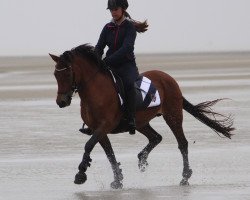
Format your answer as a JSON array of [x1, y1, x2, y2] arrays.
[[114, 26, 120, 51]]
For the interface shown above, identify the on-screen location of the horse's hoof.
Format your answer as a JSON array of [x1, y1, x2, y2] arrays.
[[110, 180, 123, 189], [138, 160, 148, 172], [180, 178, 189, 186], [74, 172, 87, 185]]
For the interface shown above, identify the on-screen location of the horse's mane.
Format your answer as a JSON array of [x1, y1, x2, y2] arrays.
[[71, 44, 107, 72]]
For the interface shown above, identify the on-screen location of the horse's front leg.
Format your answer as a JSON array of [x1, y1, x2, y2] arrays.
[[74, 131, 103, 185], [99, 135, 123, 189]]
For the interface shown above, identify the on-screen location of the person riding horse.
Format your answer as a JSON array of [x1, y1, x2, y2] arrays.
[[50, 0, 234, 189], [81, 0, 148, 135]]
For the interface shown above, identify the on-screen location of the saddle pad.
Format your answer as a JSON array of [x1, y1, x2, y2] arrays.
[[136, 76, 161, 108], [109, 71, 161, 109]]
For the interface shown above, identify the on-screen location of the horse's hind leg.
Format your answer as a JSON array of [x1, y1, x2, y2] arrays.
[[99, 135, 123, 189], [163, 114, 193, 185], [137, 124, 162, 172]]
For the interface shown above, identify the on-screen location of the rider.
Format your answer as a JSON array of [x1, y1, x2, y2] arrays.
[[79, 0, 148, 135], [95, 0, 148, 135]]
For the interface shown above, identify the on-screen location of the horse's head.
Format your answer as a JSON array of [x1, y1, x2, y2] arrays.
[[49, 52, 76, 108]]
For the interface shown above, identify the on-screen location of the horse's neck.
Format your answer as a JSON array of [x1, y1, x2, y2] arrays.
[[79, 60, 97, 82], [77, 62, 115, 105]]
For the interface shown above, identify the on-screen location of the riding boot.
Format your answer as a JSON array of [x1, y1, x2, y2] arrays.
[[125, 88, 136, 135], [79, 123, 92, 135]]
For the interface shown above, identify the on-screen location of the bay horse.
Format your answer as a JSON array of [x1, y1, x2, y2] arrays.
[[49, 44, 234, 189]]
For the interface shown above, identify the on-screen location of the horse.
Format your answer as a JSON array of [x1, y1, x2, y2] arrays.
[[49, 44, 234, 189]]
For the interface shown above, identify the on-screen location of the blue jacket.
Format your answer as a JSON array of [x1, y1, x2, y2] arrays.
[[95, 19, 137, 68]]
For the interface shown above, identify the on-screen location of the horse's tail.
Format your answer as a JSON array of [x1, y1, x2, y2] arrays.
[[182, 97, 235, 139]]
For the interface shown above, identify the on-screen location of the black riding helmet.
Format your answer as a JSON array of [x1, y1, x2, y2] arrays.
[[107, 0, 129, 10]]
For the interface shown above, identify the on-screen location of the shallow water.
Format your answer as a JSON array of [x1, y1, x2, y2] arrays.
[[0, 53, 250, 200]]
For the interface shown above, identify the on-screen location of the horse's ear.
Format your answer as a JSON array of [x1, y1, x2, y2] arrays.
[[49, 53, 60, 63]]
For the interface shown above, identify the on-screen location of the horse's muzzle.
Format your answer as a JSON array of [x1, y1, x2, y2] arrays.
[[56, 93, 72, 108]]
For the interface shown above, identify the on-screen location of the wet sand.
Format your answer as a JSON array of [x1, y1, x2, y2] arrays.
[[0, 52, 250, 200]]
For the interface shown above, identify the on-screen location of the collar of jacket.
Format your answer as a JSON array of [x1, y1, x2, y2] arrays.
[[110, 17, 128, 26]]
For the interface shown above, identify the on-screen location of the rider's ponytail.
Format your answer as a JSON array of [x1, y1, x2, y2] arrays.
[[125, 11, 148, 33]]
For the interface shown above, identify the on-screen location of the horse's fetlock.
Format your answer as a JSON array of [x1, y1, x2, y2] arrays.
[[78, 153, 92, 171], [113, 163, 123, 182], [114, 169, 123, 182], [112, 163, 121, 172], [138, 151, 148, 160], [182, 168, 192, 179], [78, 162, 88, 172], [155, 134, 163, 144]]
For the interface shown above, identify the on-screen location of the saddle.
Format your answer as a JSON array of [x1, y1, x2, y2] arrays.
[[109, 70, 161, 110]]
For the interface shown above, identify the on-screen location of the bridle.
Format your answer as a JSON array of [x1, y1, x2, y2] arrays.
[[55, 58, 100, 97], [55, 66, 71, 72], [55, 65, 79, 96]]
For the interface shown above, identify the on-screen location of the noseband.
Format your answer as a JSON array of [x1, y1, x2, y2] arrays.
[[55, 66, 71, 72]]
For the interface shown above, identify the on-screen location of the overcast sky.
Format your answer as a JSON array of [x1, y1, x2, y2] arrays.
[[1, 0, 250, 56]]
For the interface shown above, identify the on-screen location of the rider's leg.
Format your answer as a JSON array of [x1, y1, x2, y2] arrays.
[[120, 62, 139, 135], [125, 87, 136, 134]]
